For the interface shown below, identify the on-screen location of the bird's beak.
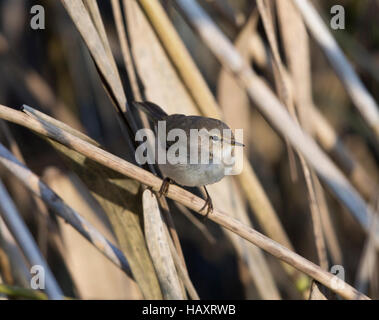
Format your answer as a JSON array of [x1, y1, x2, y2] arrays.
[[228, 139, 245, 147], [233, 141, 245, 147]]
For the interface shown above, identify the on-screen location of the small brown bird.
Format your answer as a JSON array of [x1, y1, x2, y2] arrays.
[[134, 101, 244, 215]]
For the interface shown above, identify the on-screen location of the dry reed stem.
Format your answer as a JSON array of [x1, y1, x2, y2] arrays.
[[256, 0, 298, 183], [355, 199, 379, 293], [0, 215, 30, 287], [0, 104, 369, 299], [0, 178, 63, 299], [0, 239, 14, 284], [158, 206, 199, 299], [22, 105, 98, 146], [293, 0, 379, 139], [259, 0, 328, 270], [83, 0, 118, 74], [142, 190, 184, 299], [73, 0, 124, 112], [165, 226, 200, 299], [61, 0, 138, 150], [112, 0, 141, 101], [313, 176, 343, 265], [336, 31, 379, 84]]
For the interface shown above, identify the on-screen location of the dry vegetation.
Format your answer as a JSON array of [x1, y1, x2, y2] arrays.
[[0, 0, 378, 300]]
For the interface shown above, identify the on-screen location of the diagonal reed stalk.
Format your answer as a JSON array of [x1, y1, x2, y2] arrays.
[[0, 178, 63, 299], [293, 0, 379, 140]]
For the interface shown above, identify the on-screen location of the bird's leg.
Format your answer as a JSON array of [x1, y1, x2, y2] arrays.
[[158, 177, 173, 197], [200, 186, 213, 218]]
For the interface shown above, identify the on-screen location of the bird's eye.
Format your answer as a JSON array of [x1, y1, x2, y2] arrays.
[[211, 135, 219, 141]]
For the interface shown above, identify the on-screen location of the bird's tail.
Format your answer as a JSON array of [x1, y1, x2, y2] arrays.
[[133, 101, 168, 121]]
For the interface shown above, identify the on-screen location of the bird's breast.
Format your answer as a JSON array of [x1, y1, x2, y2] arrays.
[[158, 162, 225, 187]]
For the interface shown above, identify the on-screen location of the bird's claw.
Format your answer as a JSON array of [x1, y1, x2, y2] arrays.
[[158, 177, 172, 198], [200, 195, 213, 219]]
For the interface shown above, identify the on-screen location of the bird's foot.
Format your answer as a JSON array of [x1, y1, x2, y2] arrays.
[[200, 197, 213, 219], [200, 186, 213, 219], [158, 177, 173, 198]]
